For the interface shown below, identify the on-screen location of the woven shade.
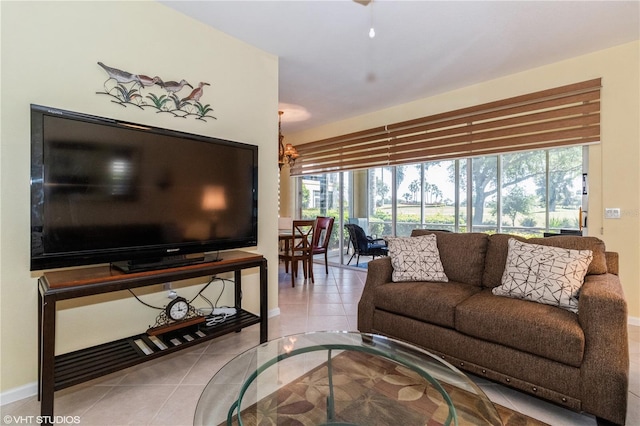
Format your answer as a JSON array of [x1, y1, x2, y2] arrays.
[[290, 79, 601, 176]]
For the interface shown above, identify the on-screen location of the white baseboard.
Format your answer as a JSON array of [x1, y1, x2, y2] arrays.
[[629, 316, 640, 327], [268, 307, 281, 318], [0, 382, 37, 406]]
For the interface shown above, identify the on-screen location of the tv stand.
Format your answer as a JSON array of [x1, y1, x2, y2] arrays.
[[112, 252, 220, 273], [37, 251, 267, 424]]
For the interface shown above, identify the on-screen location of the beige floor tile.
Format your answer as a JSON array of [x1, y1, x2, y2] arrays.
[[305, 292, 344, 304], [627, 392, 640, 426], [53, 384, 113, 418], [339, 292, 363, 304], [306, 315, 350, 331], [8, 262, 638, 425], [178, 353, 238, 386], [79, 385, 176, 425], [192, 383, 242, 425], [342, 303, 358, 315], [272, 315, 308, 337], [629, 324, 640, 340], [118, 353, 201, 386], [276, 291, 308, 305], [278, 302, 308, 316], [346, 315, 358, 330], [204, 327, 261, 355], [629, 357, 640, 397], [307, 285, 341, 293], [629, 332, 640, 355], [0, 396, 40, 420], [308, 302, 346, 316], [150, 384, 205, 426]]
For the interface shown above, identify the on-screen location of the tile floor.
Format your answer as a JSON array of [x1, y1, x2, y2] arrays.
[[2, 262, 639, 425]]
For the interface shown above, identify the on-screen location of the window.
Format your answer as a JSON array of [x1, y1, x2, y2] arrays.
[[299, 172, 344, 261], [368, 167, 393, 237], [295, 146, 585, 266]]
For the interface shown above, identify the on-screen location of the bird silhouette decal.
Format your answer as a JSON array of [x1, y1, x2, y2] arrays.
[[98, 62, 139, 85], [137, 75, 163, 88], [159, 79, 193, 94], [182, 82, 210, 103], [98, 62, 162, 89], [96, 61, 215, 121]]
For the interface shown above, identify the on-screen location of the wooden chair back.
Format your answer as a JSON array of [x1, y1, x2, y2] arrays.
[[312, 216, 335, 251]]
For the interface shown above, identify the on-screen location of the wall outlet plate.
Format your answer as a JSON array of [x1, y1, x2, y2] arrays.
[[604, 208, 621, 219]]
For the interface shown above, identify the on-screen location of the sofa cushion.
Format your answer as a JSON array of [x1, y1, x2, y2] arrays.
[[387, 234, 448, 282], [373, 281, 481, 328], [482, 234, 607, 288], [456, 289, 585, 367], [411, 230, 488, 287], [492, 238, 592, 313]]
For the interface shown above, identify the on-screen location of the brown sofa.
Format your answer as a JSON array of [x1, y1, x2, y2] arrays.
[[358, 230, 629, 424]]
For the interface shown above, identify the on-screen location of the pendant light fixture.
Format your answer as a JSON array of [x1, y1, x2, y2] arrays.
[[278, 111, 299, 170]]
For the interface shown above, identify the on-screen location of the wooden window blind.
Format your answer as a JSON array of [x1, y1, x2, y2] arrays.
[[289, 78, 601, 176]]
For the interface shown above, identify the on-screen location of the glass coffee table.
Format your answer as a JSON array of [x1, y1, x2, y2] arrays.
[[194, 331, 501, 425]]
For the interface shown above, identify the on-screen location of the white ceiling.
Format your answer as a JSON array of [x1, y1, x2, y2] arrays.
[[161, 1, 639, 134]]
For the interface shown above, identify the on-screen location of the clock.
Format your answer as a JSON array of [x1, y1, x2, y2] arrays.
[[166, 297, 190, 321], [147, 296, 204, 335]]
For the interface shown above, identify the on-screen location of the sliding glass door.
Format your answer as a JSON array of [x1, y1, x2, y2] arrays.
[[294, 146, 585, 267]]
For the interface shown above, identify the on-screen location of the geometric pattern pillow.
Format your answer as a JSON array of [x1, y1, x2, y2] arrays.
[[492, 238, 593, 313], [387, 234, 448, 283]]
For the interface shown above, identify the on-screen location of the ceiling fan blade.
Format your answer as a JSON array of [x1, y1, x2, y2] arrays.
[[353, 0, 372, 6]]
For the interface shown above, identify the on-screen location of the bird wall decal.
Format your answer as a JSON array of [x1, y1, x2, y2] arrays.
[[98, 62, 140, 85], [98, 62, 162, 91], [158, 79, 193, 93], [96, 62, 215, 121], [137, 75, 163, 88], [182, 82, 210, 103]]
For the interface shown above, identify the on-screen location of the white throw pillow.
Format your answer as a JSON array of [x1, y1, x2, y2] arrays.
[[492, 238, 593, 313], [387, 234, 448, 283]]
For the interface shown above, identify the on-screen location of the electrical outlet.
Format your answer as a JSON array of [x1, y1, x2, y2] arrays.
[[604, 208, 621, 219]]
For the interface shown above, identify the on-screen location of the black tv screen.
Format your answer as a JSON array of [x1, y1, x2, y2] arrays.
[[30, 104, 258, 271]]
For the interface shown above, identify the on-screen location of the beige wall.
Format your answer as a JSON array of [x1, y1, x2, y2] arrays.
[[0, 2, 279, 394], [286, 41, 640, 319]]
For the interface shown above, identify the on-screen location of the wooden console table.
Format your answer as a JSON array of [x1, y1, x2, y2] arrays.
[[37, 250, 267, 421]]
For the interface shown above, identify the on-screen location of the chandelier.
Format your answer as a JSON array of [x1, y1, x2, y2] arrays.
[[278, 111, 299, 170]]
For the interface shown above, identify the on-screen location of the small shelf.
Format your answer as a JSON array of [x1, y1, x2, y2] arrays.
[[53, 309, 260, 391], [39, 251, 267, 422]]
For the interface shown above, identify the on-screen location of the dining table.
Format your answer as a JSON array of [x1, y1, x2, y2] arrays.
[[278, 227, 313, 284]]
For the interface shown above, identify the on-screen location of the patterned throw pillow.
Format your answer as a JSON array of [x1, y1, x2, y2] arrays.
[[492, 238, 593, 313], [387, 234, 448, 283]]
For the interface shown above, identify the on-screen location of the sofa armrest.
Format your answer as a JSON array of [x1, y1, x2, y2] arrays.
[[578, 273, 629, 424], [605, 251, 619, 275], [357, 257, 393, 333]]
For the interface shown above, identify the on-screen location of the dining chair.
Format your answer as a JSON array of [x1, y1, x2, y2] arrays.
[[279, 219, 315, 287], [311, 216, 335, 274]]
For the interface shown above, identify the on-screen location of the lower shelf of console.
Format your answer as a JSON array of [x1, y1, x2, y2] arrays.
[[53, 309, 260, 391]]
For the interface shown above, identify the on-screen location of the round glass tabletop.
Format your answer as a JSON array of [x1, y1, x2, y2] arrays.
[[194, 331, 500, 426]]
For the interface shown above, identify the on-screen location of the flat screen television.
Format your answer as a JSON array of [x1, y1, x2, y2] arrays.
[[30, 104, 258, 272]]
